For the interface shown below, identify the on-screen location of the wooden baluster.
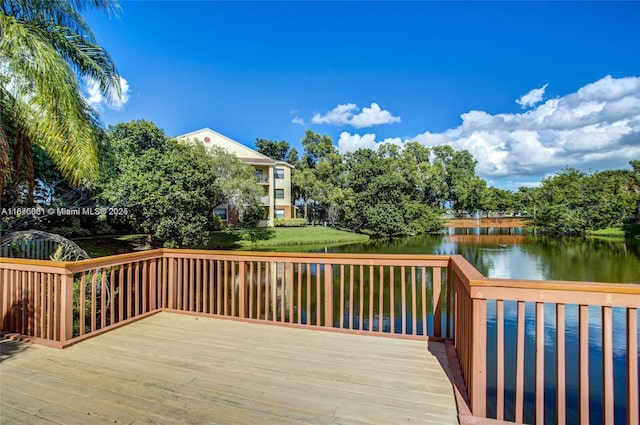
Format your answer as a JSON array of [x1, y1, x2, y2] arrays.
[[496, 299, 504, 420]]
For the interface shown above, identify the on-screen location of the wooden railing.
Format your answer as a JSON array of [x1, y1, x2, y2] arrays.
[[1, 249, 638, 424], [0, 251, 164, 347], [161, 249, 451, 338], [0, 250, 451, 346], [450, 254, 640, 425]]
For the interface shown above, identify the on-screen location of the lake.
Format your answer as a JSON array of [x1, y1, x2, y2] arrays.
[[295, 227, 640, 284], [75, 227, 640, 285], [263, 227, 640, 424]]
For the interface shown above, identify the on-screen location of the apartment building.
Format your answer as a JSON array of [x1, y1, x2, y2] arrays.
[[177, 128, 294, 227]]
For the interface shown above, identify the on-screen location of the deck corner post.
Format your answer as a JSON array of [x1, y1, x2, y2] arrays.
[[471, 297, 487, 417], [324, 264, 333, 328], [60, 270, 74, 342]]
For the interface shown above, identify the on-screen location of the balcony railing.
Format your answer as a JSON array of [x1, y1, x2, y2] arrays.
[[1, 249, 638, 424]]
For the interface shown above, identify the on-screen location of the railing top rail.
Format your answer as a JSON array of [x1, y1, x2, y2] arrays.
[[65, 249, 164, 273], [162, 248, 451, 264], [473, 277, 640, 296], [0, 256, 67, 268], [449, 254, 640, 298], [1, 249, 164, 273], [1, 248, 451, 272]]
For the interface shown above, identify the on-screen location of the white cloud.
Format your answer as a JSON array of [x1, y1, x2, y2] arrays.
[[338, 132, 378, 152], [337, 132, 404, 153], [350, 103, 402, 128], [516, 83, 548, 108], [111, 77, 129, 110], [84, 76, 130, 110], [312, 102, 400, 128], [337, 76, 640, 188], [292, 116, 305, 125]]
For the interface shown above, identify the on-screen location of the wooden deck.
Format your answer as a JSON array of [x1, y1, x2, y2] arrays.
[[1, 313, 459, 425]]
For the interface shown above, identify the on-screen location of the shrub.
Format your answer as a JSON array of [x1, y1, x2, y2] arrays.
[[239, 205, 264, 228], [274, 218, 307, 227]]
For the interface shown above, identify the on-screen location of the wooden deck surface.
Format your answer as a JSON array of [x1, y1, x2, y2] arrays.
[[1, 313, 459, 425]]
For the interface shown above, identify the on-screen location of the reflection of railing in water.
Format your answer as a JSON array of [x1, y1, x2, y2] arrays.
[[163, 251, 451, 339], [445, 234, 528, 245], [1, 249, 638, 425]]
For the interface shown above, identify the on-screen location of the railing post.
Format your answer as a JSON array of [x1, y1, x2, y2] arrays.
[[471, 298, 487, 417], [324, 264, 333, 327], [149, 259, 157, 311], [167, 257, 175, 310], [60, 271, 74, 342], [238, 261, 246, 318]]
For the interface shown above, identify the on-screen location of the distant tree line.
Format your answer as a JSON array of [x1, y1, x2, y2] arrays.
[[257, 131, 639, 236], [2, 121, 638, 245], [257, 130, 486, 237]]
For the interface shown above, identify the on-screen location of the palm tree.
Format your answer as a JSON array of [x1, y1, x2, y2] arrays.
[[0, 0, 121, 201]]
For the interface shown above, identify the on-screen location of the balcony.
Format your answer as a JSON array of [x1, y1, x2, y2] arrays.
[[1, 250, 638, 424]]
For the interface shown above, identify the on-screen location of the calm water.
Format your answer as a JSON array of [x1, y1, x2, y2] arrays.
[[302, 227, 640, 284], [278, 228, 640, 424]]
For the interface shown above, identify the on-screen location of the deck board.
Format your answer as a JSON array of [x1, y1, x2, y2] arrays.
[[1, 313, 459, 425]]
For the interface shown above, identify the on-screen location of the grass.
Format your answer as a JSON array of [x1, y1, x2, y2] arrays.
[[587, 223, 640, 239], [73, 234, 150, 257], [208, 226, 369, 250]]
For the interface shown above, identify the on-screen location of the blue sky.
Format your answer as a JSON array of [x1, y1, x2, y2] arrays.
[[85, 1, 640, 189]]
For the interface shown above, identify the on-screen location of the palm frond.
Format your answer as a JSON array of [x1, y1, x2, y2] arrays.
[[1, 14, 101, 184], [0, 1, 121, 189]]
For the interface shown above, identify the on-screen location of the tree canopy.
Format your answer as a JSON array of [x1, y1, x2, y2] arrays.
[[100, 121, 263, 247], [526, 166, 638, 234], [264, 130, 487, 237]]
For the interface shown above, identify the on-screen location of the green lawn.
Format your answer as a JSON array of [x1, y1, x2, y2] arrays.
[[208, 226, 369, 250], [587, 223, 640, 239]]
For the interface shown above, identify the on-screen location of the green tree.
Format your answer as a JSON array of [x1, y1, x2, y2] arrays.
[[630, 160, 640, 203], [431, 146, 485, 215], [481, 187, 514, 217], [255, 138, 290, 160], [0, 0, 121, 199], [108, 119, 168, 159], [516, 186, 541, 218], [207, 146, 264, 224], [532, 167, 638, 234], [102, 139, 222, 248], [292, 130, 341, 223], [101, 121, 263, 247], [300, 129, 336, 168], [342, 147, 442, 237]]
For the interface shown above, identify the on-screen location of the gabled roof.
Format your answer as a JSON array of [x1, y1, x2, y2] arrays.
[[176, 128, 293, 168]]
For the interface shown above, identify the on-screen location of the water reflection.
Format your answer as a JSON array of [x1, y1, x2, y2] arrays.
[[301, 228, 640, 424], [317, 227, 640, 284]]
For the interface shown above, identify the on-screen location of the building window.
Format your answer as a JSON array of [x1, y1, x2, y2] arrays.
[[274, 189, 285, 199], [214, 208, 227, 221], [274, 168, 285, 179], [275, 209, 285, 219], [256, 170, 265, 183]]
